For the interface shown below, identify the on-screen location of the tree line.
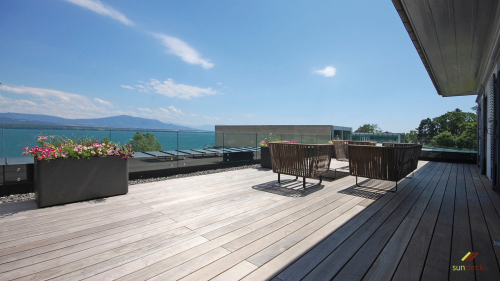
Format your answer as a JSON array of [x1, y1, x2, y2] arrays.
[[407, 107, 477, 150], [354, 107, 477, 150]]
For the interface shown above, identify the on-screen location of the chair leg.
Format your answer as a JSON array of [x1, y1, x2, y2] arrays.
[[334, 169, 336, 179], [319, 175, 322, 184], [278, 173, 280, 184], [356, 176, 360, 187], [391, 181, 397, 193], [303, 177, 306, 189], [295, 176, 298, 181]]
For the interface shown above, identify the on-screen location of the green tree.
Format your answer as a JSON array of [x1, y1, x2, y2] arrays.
[[126, 132, 163, 152], [432, 108, 475, 136], [430, 131, 456, 148], [415, 107, 477, 148], [455, 121, 477, 149], [416, 118, 437, 144], [405, 130, 418, 143], [355, 124, 382, 133]]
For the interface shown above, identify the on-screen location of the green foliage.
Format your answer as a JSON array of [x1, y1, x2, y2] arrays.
[[455, 121, 477, 149], [405, 130, 418, 143], [416, 118, 437, 144], [355, 124, 382, 133], [126, 132, 162, 152], [413, 107, 477, 149], [417, 108, 476, 143], [430, 131, 456, 148]]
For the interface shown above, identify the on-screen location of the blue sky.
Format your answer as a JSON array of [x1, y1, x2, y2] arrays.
[[0, 0, 477, 132]]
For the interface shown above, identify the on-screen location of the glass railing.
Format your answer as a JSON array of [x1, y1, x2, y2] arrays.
[[410, 137, 477, 152], [351, 132, 405, 144], [1, 128, 335, 163]]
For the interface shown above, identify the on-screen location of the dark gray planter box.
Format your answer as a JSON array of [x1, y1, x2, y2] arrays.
[[261, 147, 272, 169], [35, 157, 128, 208]]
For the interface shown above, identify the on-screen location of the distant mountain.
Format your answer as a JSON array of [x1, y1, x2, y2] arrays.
[[192, 124, 215, 131], [0, 113, 200, 131]]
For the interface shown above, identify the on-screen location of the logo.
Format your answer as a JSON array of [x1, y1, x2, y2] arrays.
[[461, 252, 478, 262], [452, 252, 488, 272]]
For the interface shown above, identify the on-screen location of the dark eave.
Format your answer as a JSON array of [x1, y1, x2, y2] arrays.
[[392, 0, 499, 97]]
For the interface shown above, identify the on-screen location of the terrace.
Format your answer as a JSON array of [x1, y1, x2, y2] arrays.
[[1, 160, 499, 280]]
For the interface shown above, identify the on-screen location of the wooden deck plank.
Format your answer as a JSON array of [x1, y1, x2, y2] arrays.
[[0, 174, 281, 247], [211, 261, 257, 281], [81, 237, 208, 281], [330, 163, 450, 281], [2, 226, 194, 280], [241, 205, 366, 281], [148, 247, 230, 281], [361, 163, 452, 281], [470, 164, 500, 269], [473, 165, 500, 218], [2, 161, 498, 281], [0, 168, 269, 225], [113, 176, 372, 281], [276, 162, 437, 281], [300, 162, 445, 281], [180, 197, 365, 281], [449, 164, 475, 281], [404, 163, 456, 281], [199, 175, 367, 240], [244, 197, 365, 267], [463, 164, 500, 280], [0, 198, 277, 274]]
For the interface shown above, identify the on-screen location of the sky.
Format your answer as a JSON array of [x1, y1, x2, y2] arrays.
[[0, 0, 477, 132]]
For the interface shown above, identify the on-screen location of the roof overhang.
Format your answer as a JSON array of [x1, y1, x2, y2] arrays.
[[392, 0, 500, 97]]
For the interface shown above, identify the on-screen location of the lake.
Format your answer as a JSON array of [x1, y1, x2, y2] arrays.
[[0, 129, 216, 158]]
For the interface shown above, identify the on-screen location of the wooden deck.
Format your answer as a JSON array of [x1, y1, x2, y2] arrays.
[[1, 161, 500, 280]]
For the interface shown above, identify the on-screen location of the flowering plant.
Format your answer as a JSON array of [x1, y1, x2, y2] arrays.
[[328, 136, 345, 144], [260, 135, 297, 147], [23, 135, 134, 161]]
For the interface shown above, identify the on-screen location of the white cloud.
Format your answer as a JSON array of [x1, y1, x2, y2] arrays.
[[0, 85, 87, 102], [64, 0, 134, 26], [121, 85, 134, 90], [217, 82, 222, 85], [152, 33, 214, 69], [190, 114, 198, 117], [203, 116, 219, 121], [135, 106, 185, 123], [94, 98, 113, 107], [313, 66, 337, 77], [242, 114, 254, 118], [137, 78, 217, 99], [167, 105, 183, 115], [0, 85, 114, 119]]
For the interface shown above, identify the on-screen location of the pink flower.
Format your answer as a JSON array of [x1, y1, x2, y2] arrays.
[[37, 156, 42, 160], [23, 147, 28, 151], [93, 142, 99, 146]]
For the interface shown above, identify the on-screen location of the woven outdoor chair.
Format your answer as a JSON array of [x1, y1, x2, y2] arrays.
[[332, 140, 377, 161], [269, 142, 333, 189], [348, 144, 422, 192], [331, 141, 376, 178]]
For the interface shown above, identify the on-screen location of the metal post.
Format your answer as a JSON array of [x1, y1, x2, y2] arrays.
[[278, 173, 280, 184], [177, 131, 179, 168], [303, 177, 306, 189]]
